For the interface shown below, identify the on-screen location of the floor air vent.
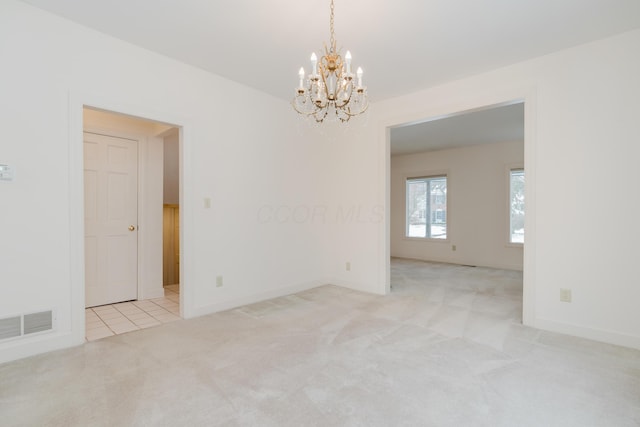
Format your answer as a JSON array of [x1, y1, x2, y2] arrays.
[[24, 311, 53, 335], [0, 310, 54, 341], [0, 316, 21, 340]]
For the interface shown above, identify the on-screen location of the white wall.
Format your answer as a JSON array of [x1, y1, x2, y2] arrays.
[[391, 141, 524, 270], [328, 29, 640, 349], [0, 1, 329, 363]]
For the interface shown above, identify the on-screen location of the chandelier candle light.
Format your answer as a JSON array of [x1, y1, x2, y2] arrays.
[[292, 0, 369, 123]]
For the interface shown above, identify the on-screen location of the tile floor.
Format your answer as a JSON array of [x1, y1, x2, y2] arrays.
[[85, 284, 180, 341]]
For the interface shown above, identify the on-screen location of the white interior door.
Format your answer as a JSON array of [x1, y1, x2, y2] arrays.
[[84, 132, 138, 307]]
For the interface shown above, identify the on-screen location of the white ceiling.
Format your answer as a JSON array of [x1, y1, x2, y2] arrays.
[[390, 103, 524, 156], [19, 0, 640, 103]]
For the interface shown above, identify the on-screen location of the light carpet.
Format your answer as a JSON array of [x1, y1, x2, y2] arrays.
[[1, 258, 639, 426]]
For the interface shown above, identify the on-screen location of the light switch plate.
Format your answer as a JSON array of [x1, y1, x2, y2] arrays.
[[0, 164, 14, 181]]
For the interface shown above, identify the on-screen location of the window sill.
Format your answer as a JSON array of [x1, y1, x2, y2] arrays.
[[404, 236, 450, 243], [505, 242, 524, 248]]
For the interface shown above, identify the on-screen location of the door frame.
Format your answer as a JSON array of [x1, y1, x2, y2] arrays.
[[379, 86, 537, 326], [68, 92, 195, 345]]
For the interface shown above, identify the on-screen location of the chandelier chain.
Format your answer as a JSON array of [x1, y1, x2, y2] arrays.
[[329, 0, 335, 51]]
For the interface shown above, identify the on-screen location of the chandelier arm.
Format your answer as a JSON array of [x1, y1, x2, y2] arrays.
[[292, 102, 322, 117], [291, 91, 324, 116], [341, 98, 370, 117]]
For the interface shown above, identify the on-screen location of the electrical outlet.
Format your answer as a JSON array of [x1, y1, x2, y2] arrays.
[[560, 288, 572, 303], [346, 262, 351, 271], [452, 245, 457, 251], [216, 276, 223, 287]]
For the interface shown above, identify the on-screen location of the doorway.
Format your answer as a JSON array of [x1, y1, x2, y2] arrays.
[[384, 97, 535, 325], [162, 128, 180, 291], [82, 107, 182, 341]]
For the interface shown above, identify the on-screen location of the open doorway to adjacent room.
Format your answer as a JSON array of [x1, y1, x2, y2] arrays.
[[388, 102, 525, 334], [82, 107, 182, 341]]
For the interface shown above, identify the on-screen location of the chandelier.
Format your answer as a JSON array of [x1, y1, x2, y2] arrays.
[[292, 0, 368, 123]]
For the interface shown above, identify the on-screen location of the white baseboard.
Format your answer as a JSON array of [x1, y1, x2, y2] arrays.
[[140, 288, 165, 300], [535, 317, 640, 350], [0, 331, 82, 365], [391, 255, 523, 272], [327, 277, 385, 295], [188, 279, 326, 318]]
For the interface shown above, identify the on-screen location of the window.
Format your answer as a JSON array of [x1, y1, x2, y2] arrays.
[[510, 169, 525, 243], [406, 176, 447, 239]]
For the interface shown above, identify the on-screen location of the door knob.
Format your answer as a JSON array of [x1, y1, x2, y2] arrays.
[[128, 225, 136, 231]]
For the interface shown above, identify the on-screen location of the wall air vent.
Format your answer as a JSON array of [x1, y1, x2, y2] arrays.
[[0, 310, 54, 342]]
